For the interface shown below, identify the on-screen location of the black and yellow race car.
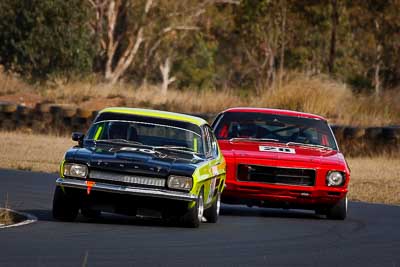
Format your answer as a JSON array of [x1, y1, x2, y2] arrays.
[[53, 107, 226, 227]]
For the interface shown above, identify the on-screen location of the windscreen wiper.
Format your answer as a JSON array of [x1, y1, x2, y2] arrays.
[[286, 142, 332, 150], [229, 137, 281, 143], [154, 145, 195, 152], [95, 139, 144, 146]]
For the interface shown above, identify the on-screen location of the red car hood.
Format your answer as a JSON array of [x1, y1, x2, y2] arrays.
[[218, 140, 343, 167]]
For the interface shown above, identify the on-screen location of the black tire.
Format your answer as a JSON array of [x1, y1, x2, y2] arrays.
[[81, 208, 101, 219], [327, 196, 347, 220], [382, 127, 400, 140], [365, 127, 382, 140], [181, 190, 204, 228], [52, 186, 79, 221], [314, 208, 327, 216], [161, 207, 182, 225], [204, 192, 221, 223]]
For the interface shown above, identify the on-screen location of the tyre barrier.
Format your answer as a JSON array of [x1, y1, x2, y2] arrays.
[[0, 102, 95, 135], [0, 102, 398, 156], [330, 125, 400, 156]]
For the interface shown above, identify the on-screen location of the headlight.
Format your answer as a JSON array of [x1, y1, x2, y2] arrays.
[[64, 163, 88, 178], [167, 175, 193, 191], [326, 171, 345, 186]]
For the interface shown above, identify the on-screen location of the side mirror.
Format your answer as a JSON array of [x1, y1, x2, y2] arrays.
[[72, 132, 84, 146]]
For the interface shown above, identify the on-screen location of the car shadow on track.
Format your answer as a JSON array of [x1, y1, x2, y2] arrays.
[[18, 209, 189, 228], [19, 205, 323, 228], [220, 204, 323, 220]]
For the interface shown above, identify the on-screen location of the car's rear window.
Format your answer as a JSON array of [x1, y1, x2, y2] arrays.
[[213, 112, 338, 150]]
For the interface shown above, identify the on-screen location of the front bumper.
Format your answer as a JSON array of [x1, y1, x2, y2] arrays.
[[222, 181, 347, 207], [56, 177, 197, 202]]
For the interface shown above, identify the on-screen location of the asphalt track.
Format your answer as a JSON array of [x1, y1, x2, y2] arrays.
[[0, 169, 399, 267]]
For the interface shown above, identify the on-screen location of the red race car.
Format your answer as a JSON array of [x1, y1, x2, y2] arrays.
[[212, 108, 350, 220]]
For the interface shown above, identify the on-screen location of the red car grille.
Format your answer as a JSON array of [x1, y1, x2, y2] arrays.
[[237, 164, 316, 186]]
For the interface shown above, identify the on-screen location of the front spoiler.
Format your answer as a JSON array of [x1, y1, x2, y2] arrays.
[[56, 178, 197, 202]]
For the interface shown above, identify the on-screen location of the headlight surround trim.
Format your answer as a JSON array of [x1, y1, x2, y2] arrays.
[[167, 175, 193, 191], [63, 163, 88, 178], [326, 171, 345, 187]]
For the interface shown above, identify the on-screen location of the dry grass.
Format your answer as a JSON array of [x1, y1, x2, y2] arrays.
[[41, 82, 247, 113], [255, 75, 351, 120], [0, 67, 30, 96], [347, 157, 400, 205], [0, 209, 14, 225], [0, 193, 13, 225], [0, 194, 21, 225], [0, 208, 27, 225], [1, 70, 399, 126], [0, 131, 398, 205], [0, 131, 73, 173], [254, 75, 400, 126]]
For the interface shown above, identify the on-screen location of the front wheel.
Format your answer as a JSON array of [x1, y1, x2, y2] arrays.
[[81, 208, 101, 219], [326, 196, 347, 220], [52, 186, 79, 222], [204, 192, 221, 223], [181, 190, 204, 228]]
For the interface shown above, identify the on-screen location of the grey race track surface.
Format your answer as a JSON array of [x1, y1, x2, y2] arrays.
[[0, 169, 399, 267]]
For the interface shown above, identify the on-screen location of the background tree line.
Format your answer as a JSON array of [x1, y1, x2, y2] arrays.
[[0, 0, 399, 95]]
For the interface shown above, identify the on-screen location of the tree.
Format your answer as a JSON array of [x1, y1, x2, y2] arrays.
[[231, 0, 279, 92], [328, 0, 339, 74], [347, 0, 400, 94], [90, 0, 239, 85], [0, 0, 93, 80], [174, 33, 218, 89]]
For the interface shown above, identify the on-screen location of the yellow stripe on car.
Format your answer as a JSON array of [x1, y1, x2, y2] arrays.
[[94, 125, 103, 140], [99, 107, 207, 127], [193, 138, 198, 152], [59, 159, 66, 178]]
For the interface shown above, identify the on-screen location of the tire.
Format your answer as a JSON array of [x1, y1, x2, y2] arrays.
[[314, 208, 326, 216], [181, 189, 204, 228], [327, 196, 347, 220], [52, 186, 79, 221], [204, 192, 221, 223], [161, 207, 181, 225], [81, 208, 101, 219]]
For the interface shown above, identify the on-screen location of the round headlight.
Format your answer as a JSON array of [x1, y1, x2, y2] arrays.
[[64, 163, 88, 178], [326, 171, 345, 186], [167, 175, 193, 191]]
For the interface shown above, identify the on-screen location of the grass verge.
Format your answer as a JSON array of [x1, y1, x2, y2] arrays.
[[0, 131, 73, 173], [0, 208, 13, 225], [0, 208, 26, 226], [0, 194, 26, 226], [347, 157, 400, 205], [0, 131, 398, 205]]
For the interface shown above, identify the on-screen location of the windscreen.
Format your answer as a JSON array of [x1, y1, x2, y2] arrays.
[[86, 113, 204, 154], [213, 112, 338, 150]]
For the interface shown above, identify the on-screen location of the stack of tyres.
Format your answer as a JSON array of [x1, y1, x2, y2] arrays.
[[0, 102, 18, 131]]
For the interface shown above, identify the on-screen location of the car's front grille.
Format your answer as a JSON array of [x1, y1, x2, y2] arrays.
[[237, 164, 316, 186], [89, 170, 166, 187]]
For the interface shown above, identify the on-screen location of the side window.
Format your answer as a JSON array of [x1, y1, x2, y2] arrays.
[[205, 126, 219, 158], [203, 126, 212, 157], [211, 113, 224, 129]]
